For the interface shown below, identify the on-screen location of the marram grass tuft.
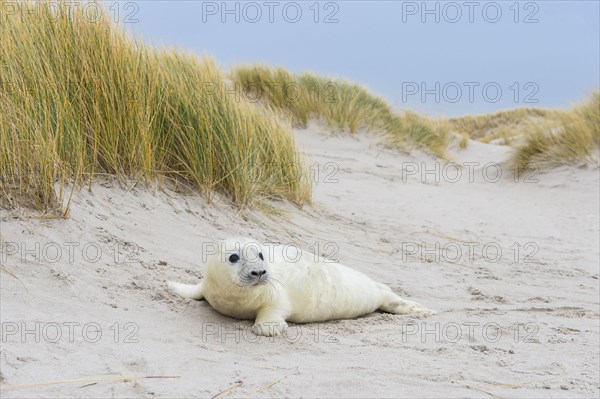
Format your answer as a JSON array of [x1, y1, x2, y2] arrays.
[[513, 91, 600, 171], [0, 0, 311, 213]]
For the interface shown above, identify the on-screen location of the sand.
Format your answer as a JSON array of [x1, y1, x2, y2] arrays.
[[1, 124, 599, 398]]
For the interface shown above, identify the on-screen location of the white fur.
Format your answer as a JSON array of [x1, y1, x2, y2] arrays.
[[168, 237, 434, 336]]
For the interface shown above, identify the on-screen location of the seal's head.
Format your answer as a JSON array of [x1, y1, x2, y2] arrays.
[[206, 237, 269, 288]]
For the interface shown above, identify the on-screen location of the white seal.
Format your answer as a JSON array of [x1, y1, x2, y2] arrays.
[[168, 237, 434, 336]]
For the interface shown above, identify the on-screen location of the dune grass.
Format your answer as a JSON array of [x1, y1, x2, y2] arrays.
[[0, 0, 311, 213], [2, 1, 594, 214], [230, 65, 393, 132], [230, 65, 450, 157], [383, 112, 450, 157], [512, 92, 600, 170], [447, 107, 564, 144]]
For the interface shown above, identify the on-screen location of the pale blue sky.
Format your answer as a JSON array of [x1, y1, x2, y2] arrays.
[[110, 1, 599, 117]]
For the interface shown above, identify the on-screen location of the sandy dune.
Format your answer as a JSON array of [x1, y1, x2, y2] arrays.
[[1, 125, 599, 398]]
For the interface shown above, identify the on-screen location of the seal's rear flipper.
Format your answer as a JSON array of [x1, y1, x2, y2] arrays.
[[167, 281, 204, 300], [379, 291, 435, 316]]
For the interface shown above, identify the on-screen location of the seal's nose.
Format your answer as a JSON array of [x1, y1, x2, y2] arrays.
[[250, 269, 267, 277]]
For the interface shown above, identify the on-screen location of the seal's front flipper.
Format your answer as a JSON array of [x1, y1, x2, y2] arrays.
[[167, 281, 204, 300], [252, 321, 288, 336], [252, 307, 288, 336]]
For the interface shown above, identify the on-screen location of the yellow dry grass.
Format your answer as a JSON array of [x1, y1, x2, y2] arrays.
[[0, 0, 311, 213], [513, 92, 600, 170]]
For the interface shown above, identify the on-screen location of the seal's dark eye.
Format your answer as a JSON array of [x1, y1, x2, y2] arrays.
[[229, 254, 240, 263], [259, 252, 264, 261]]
